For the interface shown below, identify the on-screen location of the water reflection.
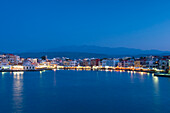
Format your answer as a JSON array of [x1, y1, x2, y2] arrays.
[[130, 72, 134, 83], [54, 70, 56, 86], [12, 72, 24, 112], [2, 72, 5, 75], [153, 76, 159, 96], [152, 75, 160, 108], [2, 72, 8, 77], [40, 71, 42, 78], [139, 72, 144, 81], [40, 70, 46, 78], [129, 71, 149, 83]]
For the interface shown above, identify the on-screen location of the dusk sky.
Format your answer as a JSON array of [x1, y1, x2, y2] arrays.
[[0, 0, 170, 52]]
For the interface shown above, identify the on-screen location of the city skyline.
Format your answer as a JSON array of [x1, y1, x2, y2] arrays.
[[1, 0, 170, 52], [1, 1, 170, 113]]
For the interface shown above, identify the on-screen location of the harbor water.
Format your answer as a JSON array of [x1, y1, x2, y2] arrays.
[[0, 70, 170, 113]]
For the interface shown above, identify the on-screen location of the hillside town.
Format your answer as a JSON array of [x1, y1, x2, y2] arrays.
[[0, 54, 170, 73]]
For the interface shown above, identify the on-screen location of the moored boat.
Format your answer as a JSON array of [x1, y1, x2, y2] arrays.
[[154, 73, 170, 77]]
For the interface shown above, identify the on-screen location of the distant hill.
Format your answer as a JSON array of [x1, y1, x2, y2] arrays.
[[0, 51, 5, 54], [17, 45, 170, 59], [46, 45, 170, 56], [17, 52, 109, 59]]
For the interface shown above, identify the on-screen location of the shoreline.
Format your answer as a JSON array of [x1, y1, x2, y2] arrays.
[[0, 69, 44, 72], [1, 67, 169, 77], [0, 67, 162, 73]]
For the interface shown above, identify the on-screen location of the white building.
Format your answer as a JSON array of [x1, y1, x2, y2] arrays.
[[69, 61, 77, 67], [23, 60, 35, 70], [102, 59, 119, 67]]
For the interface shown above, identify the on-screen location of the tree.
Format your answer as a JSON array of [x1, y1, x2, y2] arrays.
[[41, 56, 46, 60]]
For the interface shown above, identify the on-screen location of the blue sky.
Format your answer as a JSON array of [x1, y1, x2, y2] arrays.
[[0, 0, 170, 52]]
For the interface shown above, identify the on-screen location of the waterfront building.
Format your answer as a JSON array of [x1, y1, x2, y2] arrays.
[[23, 60, 35, 70], [118, 60, 133, 67], [63, 61, 70, 66], [0, 65, 11, 70], [90, 58, 100, 66], [1, 53, 170, 72], [82, 59, 91, 66], [134, 60, 141, 67], [146, 60, 159, 68], [11, 65, 24, 70], [139, 58, 147, 68], [159, 59, 169, 71], [102, 59, 114, 67], [168, 60, 170, 73], [127, 59, 134, 67], [69, 61, 78, 67], [6, 54, 20, 65], [102, 59, 119, 67], [1, 59, 9, 65]]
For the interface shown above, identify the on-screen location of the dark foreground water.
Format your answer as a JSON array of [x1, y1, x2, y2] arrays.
[[0, 70, 170, 113]]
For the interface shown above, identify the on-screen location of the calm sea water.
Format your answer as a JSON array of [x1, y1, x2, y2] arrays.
[[0, 70, 170, 113]]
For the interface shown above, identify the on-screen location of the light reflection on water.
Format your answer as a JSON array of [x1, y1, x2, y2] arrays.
[[2, 72, 7, 75], [2, 72, 8, 78], [54, 70, 56, 86], [152, 76, 160, 108], [12, 72, 24, 113], [0, 70, 168, 113], [130, 72, 134, 83], [153, 76, 159, 96], [40, 70, 46, 78]]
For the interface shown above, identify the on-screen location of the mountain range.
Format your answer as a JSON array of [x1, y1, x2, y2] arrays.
[[15, 45, 170, 59], [46, 45, 170, 56]]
